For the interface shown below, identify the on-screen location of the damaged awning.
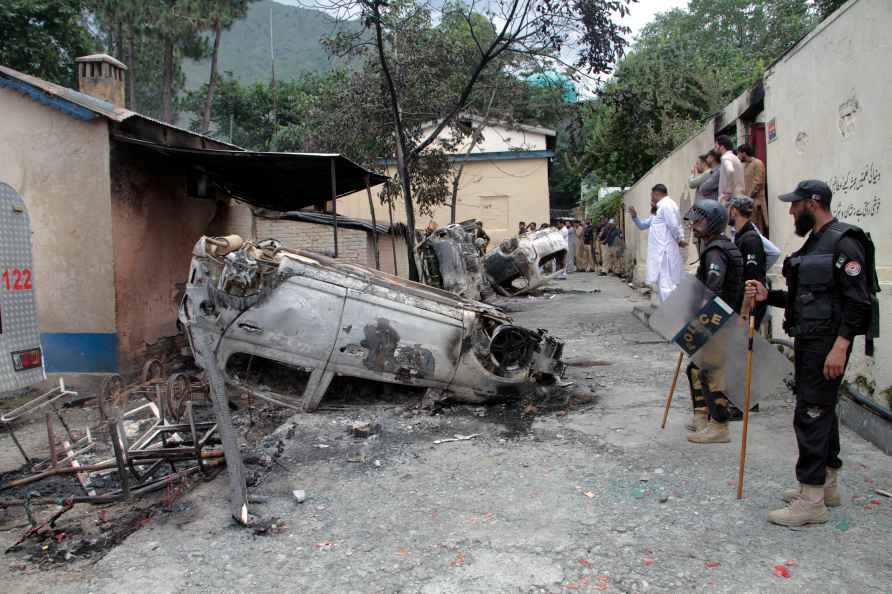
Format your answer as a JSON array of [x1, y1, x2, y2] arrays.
[[111, 135, 389, 211], [254, 209, 404, 235]]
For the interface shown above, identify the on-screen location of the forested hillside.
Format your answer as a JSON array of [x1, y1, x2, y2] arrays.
[[181, 0, 356, 90]]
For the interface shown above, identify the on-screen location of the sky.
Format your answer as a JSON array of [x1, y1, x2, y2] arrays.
[[275, 0, 692, 41], [623, 0, 690, 41]]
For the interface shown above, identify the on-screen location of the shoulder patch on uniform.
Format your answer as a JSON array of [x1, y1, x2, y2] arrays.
[[835, 255, 847, 269], [844, 261, 862, 277]]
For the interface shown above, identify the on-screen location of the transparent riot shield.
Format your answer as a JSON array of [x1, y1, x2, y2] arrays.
[[649, 273, 792, 409]]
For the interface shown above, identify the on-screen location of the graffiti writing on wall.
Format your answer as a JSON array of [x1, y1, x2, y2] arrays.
[[828, 162, 882, 222], [832, 195, 881, 222], [828, 162, 881, 197]]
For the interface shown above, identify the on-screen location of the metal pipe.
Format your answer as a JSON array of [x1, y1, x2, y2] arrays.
[[0, 460, 225, 509], [110, 420, 131, 501], [0, 451, 225, 492], [330, 158, 339, 258], [365, 174, 380, 270], [845, 383, 892, 423], [46, 413, 57, 468], [5, 424, 32, 469]]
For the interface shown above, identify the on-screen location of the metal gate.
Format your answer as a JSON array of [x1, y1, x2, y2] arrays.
[[0, 182, 45, 392]]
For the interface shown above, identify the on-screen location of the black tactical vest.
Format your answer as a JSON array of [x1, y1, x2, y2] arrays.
[[782, 220, 871, 338], [735, 225, 767, 285], [697, 236, 744, 312]]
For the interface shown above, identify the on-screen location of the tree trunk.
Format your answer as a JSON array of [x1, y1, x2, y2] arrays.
[[371, 5, 419, 281], [396, 145, 420, 281], [162, 38, 174, 123], [126, 30, 136, 111], [202, 20, 223, 134]]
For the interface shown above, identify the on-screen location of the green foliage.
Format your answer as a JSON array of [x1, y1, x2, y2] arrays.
[[0, 0, 97, 87], [814, 0, 848, 19], [582, 0, 819, 187], [590, 190, 624, 221]]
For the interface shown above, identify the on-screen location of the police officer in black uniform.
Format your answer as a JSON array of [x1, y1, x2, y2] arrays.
[[683, 199, 744, 443], [730, 195, 768, 326], [746, 180, 876, 527], [725, 195, 769, 421]]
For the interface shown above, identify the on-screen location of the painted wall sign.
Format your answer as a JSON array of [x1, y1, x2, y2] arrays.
[[767, 118, 777, 143]]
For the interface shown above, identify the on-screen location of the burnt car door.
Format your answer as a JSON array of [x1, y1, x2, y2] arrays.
[[329, 276, 463, 390]]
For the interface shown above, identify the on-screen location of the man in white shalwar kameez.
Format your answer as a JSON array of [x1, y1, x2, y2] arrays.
[[628, 184, 687, 302]]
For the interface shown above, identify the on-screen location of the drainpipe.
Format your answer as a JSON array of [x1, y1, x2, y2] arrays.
[[845, 382, 892, 423], [330, 158, 338, 258]]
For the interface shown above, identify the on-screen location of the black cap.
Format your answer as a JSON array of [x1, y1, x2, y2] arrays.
[[778, 180, 833, 204]]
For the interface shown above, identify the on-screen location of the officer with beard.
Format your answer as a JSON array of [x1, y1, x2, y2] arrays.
[[683, 199, 744, 443], [746, 180, 876, 527]]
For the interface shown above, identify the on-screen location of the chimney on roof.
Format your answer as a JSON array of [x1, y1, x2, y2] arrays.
[[75, 54, 127, 107]]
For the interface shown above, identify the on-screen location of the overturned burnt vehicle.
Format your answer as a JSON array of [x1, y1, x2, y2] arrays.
[[416, 220, 491, 301], [484, 228, 567, 296], [179, 235, 565, 414]]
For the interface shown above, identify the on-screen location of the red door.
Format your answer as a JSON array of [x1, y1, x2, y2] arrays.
[[750, 123, 767, 166], [749, 122, 769, 237]]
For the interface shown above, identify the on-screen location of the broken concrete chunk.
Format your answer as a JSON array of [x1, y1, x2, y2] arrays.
[[349, 421, 380, 438], [292, 490, 307, 503]]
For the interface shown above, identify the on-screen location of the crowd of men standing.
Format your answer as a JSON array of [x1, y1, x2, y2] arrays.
[[517, 218, 628, 279], [625, 134, 879, 529]]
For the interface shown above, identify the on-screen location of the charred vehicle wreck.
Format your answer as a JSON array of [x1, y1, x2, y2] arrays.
[[179, 235, 565, 523], [416, 220, 491, 301], [485, 228, 567, 296], [180, 235, 565, 411]]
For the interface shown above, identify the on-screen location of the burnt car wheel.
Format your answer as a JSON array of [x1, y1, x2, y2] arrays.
[[489, 325, 535, 370]]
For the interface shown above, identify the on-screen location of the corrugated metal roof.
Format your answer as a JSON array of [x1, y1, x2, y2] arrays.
[[0, 64, 241, 149], [113, 136, 388, 211]]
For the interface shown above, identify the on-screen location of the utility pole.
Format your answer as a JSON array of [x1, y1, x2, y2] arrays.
[[269, 4, 277, 129]]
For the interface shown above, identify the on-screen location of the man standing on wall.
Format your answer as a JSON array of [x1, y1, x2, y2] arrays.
[[746, 180, 877, 527], [738, 144, 769, 236], [715, 135, 745, 204], [628, 184, 687, 301]]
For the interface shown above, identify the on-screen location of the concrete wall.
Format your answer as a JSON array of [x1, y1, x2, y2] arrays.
[[621, 125, 713, 282], [255, 218, 371, 267], [0, 86, 117, 372], [761, 0, 892, 404], [109, 143, 217, 373], [337, 157, 551, 248], [622, 0, 892, 406], [208, 198, 255, 239]]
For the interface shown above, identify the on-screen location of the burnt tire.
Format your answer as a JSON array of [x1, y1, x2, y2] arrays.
[[99, 374, 127, 416], [141, 358, 165, 384], [166, 372, 191, 421]]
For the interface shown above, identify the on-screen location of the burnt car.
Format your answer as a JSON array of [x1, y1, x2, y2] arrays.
[[416, 220, 491, 301], [179, 235, 565, 413], [484, 228, 566, 296]]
